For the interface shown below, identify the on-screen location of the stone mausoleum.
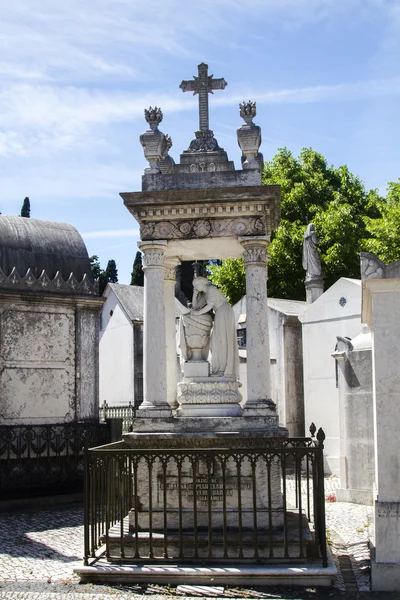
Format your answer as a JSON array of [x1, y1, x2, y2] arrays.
[[0, 215, 105, 497]]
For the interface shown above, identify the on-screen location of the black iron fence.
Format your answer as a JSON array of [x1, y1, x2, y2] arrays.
[[83, 425, 327, 567], [0, 422, 109, 499]]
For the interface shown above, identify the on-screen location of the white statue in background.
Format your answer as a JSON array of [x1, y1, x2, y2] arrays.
[[180, 277, 239, 380], [302, 223, 322, 280]]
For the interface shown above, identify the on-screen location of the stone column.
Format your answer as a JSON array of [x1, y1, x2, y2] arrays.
[[239, 236, 274, 413], [362, 278, 400, 591], [137, 240, 171, 416], [164, 257, 180, 410]]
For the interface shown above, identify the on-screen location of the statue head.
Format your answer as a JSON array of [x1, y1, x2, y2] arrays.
[[193, 276, 209, 292]]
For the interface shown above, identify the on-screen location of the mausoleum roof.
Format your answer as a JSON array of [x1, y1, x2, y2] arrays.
[[0, 215, 96, 296], [106, 283, 185, 321], [233, 295, 307, 325]]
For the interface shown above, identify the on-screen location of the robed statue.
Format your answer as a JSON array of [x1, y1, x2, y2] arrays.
[[302, 223, 322, 280], [179, 277, 239, 380]]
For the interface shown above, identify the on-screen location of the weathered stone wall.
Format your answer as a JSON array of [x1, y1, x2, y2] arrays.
[[0, 293, 103, 425]]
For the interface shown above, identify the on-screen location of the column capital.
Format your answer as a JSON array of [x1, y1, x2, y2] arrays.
[[239, 236, 270, 266], [138, 240, 167, 270], [164, 256, 180, 281]]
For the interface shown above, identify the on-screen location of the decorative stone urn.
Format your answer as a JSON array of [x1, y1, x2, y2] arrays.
[[237, 100, 261, 170], [180, 311, 213, 361], [140, 106, 167, 173]]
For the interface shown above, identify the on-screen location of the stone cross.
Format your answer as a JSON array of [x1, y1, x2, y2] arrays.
[[180, 63, 227, 132]]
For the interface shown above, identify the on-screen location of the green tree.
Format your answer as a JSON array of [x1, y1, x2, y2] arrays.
[[20, 197, 31, 218], [207, 258, 246, 305], [89, 255, 101, 281], [208, 148, 381, 301], [89, 256, 118, 295], [364, 179, 400, 263], [131, 251, 144, 286], [105, 259, 118, 283]]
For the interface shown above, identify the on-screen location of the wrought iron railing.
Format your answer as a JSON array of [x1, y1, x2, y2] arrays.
[[100, 401, 137, 433], [0, 422, 109, 499], [83, 425, 327, 567]]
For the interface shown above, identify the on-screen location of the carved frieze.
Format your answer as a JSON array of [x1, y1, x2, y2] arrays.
[[177, 380, 242, 405], [141, 216, 265, 240], [0, 266, 98, 296]]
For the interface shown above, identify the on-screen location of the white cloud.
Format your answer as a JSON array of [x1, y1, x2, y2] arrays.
[[81, 228, 139, 239], [1, 75, 400, 158], [0, 0, 394, 85]]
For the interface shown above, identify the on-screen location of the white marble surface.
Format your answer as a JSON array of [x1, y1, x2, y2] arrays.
[[240, 237, 271, 406], [138, 241, 169, 411], [164, 257, 180, 409], [362, 279, 400, 590]]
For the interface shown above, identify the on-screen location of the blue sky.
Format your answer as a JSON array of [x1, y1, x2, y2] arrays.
[[1, 0, 399, 284]]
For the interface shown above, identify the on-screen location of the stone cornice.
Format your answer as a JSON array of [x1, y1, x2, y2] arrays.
[[121, 184, 280, 208], [0, 288, 104, 309], [122, 186, 280, 242], [362, 278, 400, 328], [0, 266, 99, 297]]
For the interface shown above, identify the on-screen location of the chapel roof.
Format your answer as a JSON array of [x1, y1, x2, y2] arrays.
[[0, 215, 96, 295]]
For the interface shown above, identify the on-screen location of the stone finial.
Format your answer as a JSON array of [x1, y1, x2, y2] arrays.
[[237, 100, 262, 170], [144, 106, 163, 130], [140, 106, 167, 174], [239, 100, 257, 123]]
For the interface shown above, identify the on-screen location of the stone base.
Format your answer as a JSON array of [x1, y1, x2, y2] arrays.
[[123, 414, 285, 437], [336, 487, 373, 505], [374, 501, 400, 563], [183, 361, 209, 378], [108, 511, 312, 559], [371, 559, 400, 592], [74, 549, 337, 586], [176, 377, 242, 417], [305, 278, 324, 304]]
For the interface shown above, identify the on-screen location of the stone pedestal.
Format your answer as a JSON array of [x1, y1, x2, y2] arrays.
[[362, 279, 400, 590], [305, 278, 324, 304], [176, 377, 242, 417]]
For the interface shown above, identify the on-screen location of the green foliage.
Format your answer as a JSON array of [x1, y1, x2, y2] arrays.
[[131, 251, 144, 286], [89, 255, 118, 295], [209, 148, 381, 301], [89, 255, 101, 281], [20, 196, 31, 218], [207, 258, 246, 305], [364, 180, 400, 263]]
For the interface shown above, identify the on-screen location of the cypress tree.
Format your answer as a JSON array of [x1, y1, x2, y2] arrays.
[[130, 251, 144, 286], [20, 197, 31, 218]]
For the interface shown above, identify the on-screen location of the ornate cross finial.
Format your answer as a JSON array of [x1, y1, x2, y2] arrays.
[[180, 63, 227, 132]]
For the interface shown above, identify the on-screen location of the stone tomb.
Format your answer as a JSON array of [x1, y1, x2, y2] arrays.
[[75, 64, 332, 584]]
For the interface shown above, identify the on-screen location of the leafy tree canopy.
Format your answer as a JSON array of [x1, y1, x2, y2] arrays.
[[207, 259, 245, 305], [208, 148, 381, 302], [364, 179, 400, 263], [131, 251, 144, 286]]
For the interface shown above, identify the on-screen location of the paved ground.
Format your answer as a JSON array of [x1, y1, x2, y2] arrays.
[[0, 477, 395, 600]]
